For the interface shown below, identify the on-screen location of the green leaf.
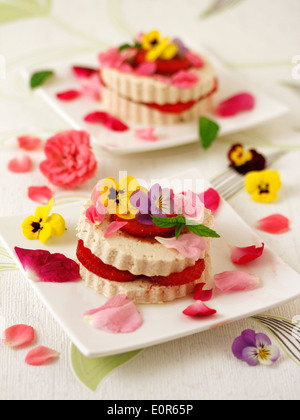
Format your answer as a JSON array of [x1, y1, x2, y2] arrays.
[[30, 70, 54, 89], [199, 116, 220, 149], [151, 215, 182, 228], [186, 221, 220, 238], [118, 43, 132, 52], [175, 223, 185, 239], [0, 0, 52, 24]]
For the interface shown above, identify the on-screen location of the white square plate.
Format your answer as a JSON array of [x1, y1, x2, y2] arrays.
[[1, 169, 300, 358], [24, 47, 289, 154]]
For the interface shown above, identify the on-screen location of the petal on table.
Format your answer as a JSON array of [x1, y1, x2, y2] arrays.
[[25, 346, 60, 366], [17, 135, 41, 151], [256, 214, 290, 234], [28, 186, 53, 204], [2, 325, 35, 349], [8, 154, 32, 173]]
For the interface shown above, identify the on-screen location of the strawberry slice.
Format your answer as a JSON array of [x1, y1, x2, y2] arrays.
[[134, 49, 192, 75], [112, 215, 175, 238], [151, 259, 205, 286]]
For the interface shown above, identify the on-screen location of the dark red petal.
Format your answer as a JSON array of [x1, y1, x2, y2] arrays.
[[72, 66, 99, 79], [84, 111, 129, 132], [56, 90, 82, 101]]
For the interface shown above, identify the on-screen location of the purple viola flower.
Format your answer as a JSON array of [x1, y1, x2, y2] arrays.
[[172, 38, 189, 57], [232, 329, 280, 366], [130, 184, 174, 225]]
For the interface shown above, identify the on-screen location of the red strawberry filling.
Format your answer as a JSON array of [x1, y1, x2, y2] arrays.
[[112, 215, 176, 238], [133, 49, 192, 76], [76, 239, 205, 286]]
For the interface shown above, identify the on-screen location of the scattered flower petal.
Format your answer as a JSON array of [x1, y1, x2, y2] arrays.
[[25, 346, 60, 366], [15, 247, 80, 283], [198, 188, 221, 214], [215, 92, 255, 117], [72, 65, 98, 79], [134, 127, 158, 142], [156, 233, 207, 261], [214, 271, 261, 292], [256, 214, 290, 234], [8, 154, 32, 173], [84, 294, 143, 334], [104, 221, 128, 238], [193, 283, 213, 301], [171, 70, 199, 89], [17, 135, 41, 151], [183, 301, 217, 317], [56, 89, 82, 101], [84, 111, 129, 132], [80, 73, 101, 100], [85, 205, 106, 226], [230, 243, 265, 265], [2, 325, 35, 349], [27, 186, 53, 204]]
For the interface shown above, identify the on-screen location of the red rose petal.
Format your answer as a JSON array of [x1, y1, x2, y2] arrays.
[[193, 283, 213, 301], [2, 324, 35, 349], [25, 346, 60, 366], [198, 188, 221, 214], [72, 65, 98, 79], [8, 154, 32, 173], [215, 92, 255, 118], [17, 135, 41, 151], [230, 243, 265, 265], [56, 89, 82, 101], [183, 301, 217, 317], [256, 214, 290, 234], [84, 111, 129, 132], [28, 186, 53, 204]]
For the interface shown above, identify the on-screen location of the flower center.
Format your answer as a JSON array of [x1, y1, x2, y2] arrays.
[[31, 222, 41, 233], [258, 348, 270, 361], [259, 183, 270, 194]]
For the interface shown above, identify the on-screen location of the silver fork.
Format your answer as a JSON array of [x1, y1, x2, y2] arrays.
[[210, 150, 286, 200]]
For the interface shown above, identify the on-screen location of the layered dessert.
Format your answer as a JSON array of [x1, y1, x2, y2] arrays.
[[98, 31, 218, 125]]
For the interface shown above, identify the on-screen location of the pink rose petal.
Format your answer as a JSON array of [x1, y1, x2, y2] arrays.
[[183, 301, 217, 317], [2, 324, 35, 349], [84, 294, 143, 334], [56, 89, 82, 101], [8, 154, 32, 173], [185, 51, 204, 68], [198, 188, 221, 214], [175, 191, 205, 222], [215, 92, 255, 117], [230, 243, 265, 265], [134, 127, 158, 142], [25, 346, 60, 366], [72, 65, 98, 79], [156, 233, 207, 261], [256, 214, 290, 234], [171, 70, 199, 89], [135, 61, 157, 76], [17, 135, 41, 151], [14, 247, 80, 283], [193, 283, 213, 302], [104, 221, 128, 238], [84, 111, 129, 132], [85, 205, 106, 226], [80, 73, 101, 100], [28, 186, 53, 204], [214, 271, 261, 292]]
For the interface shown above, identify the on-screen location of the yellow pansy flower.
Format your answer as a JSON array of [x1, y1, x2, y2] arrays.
[[229, 144, 253, 167], [22, 198, 66, 243], [141, 30, 178, 61], [245, 170, 282, 203], [99, 176, 140, 220]]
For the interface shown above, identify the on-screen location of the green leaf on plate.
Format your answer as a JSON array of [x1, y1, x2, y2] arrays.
[[199, 116, 220, 150], [70, 344, 142, 392], [30, 70, 54, 89]]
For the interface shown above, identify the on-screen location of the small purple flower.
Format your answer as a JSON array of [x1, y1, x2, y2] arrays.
[[232, 329, 280, 366]]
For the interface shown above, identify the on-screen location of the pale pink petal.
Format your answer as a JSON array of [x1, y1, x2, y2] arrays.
[[256, 214, 290, 234], [185, 51, 204, 68], [2, 325, 35, 349], [230, 243, 265, 265], [193, 283, 213, 301], [198, 188, 221, 214], [104, 221, 128, 238], [215, 92, 255, 117], [84, 294, 143, 334], [56, 89, 82, 101], [80, 73, 101, 100], [118, 62, 134, 73], [25, 346, 60, 366], [8, 154, 32, 173], [134, 127, 158, 142], [27, 186, 53, 204], [214, 271, 261, 292], [14, 247, 80, 283], [175, 191, 204, 222], [135, 61, 157, 76], [85, 205, 106, 225], [98, 47, 123, 68], [17, 135, 41, 151], [171, 70, 199, 89], [183, 301, 217, 317], [72, 65, 98, 79], [155, 233, 207, 261]]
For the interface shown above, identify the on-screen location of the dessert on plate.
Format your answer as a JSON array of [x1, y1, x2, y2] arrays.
[[76, 176, 220, 304], [98, 30, 218, 125]]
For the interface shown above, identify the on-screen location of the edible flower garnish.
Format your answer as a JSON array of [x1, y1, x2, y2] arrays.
[[21, 199, 65, 244], [198, 188, 221, 215], [27, 186, 53, 204], [174, 191, 204, 223], [256, 214, 290, 234], [228, 144, 266, 175], [245, 169, 282, 203], [215, 92, 255, 118], [17, 135, 41, 151], [155, 233, 207, 261], [193, 283, 213, 302], [214, 271, 261, 292], [142, 30, 178, 61], [134, 126, 158, 142], [229, 243, 265, 265], [85, 204, 106, 226], [8, 154, 32, 173], [183, 301, 217, 318], [25, 346, 60, 366], [232, 329, 280, 366], [2, 325, 35, 349]]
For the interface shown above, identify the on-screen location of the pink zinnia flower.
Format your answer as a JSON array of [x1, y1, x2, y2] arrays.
[[39, 130, 97, 188]]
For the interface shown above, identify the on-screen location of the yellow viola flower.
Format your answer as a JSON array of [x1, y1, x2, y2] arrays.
[[142, 30, 161, 51], [245, 170, 282, 203], [229, 144, 253, 167], [142, 30, 178, 61], [99, 176, 140, 220], [22, 198, 66, 243]]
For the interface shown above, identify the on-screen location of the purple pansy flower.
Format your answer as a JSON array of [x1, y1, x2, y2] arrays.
[[130, 184, 174, 225], [232, 329, 280, 366]]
